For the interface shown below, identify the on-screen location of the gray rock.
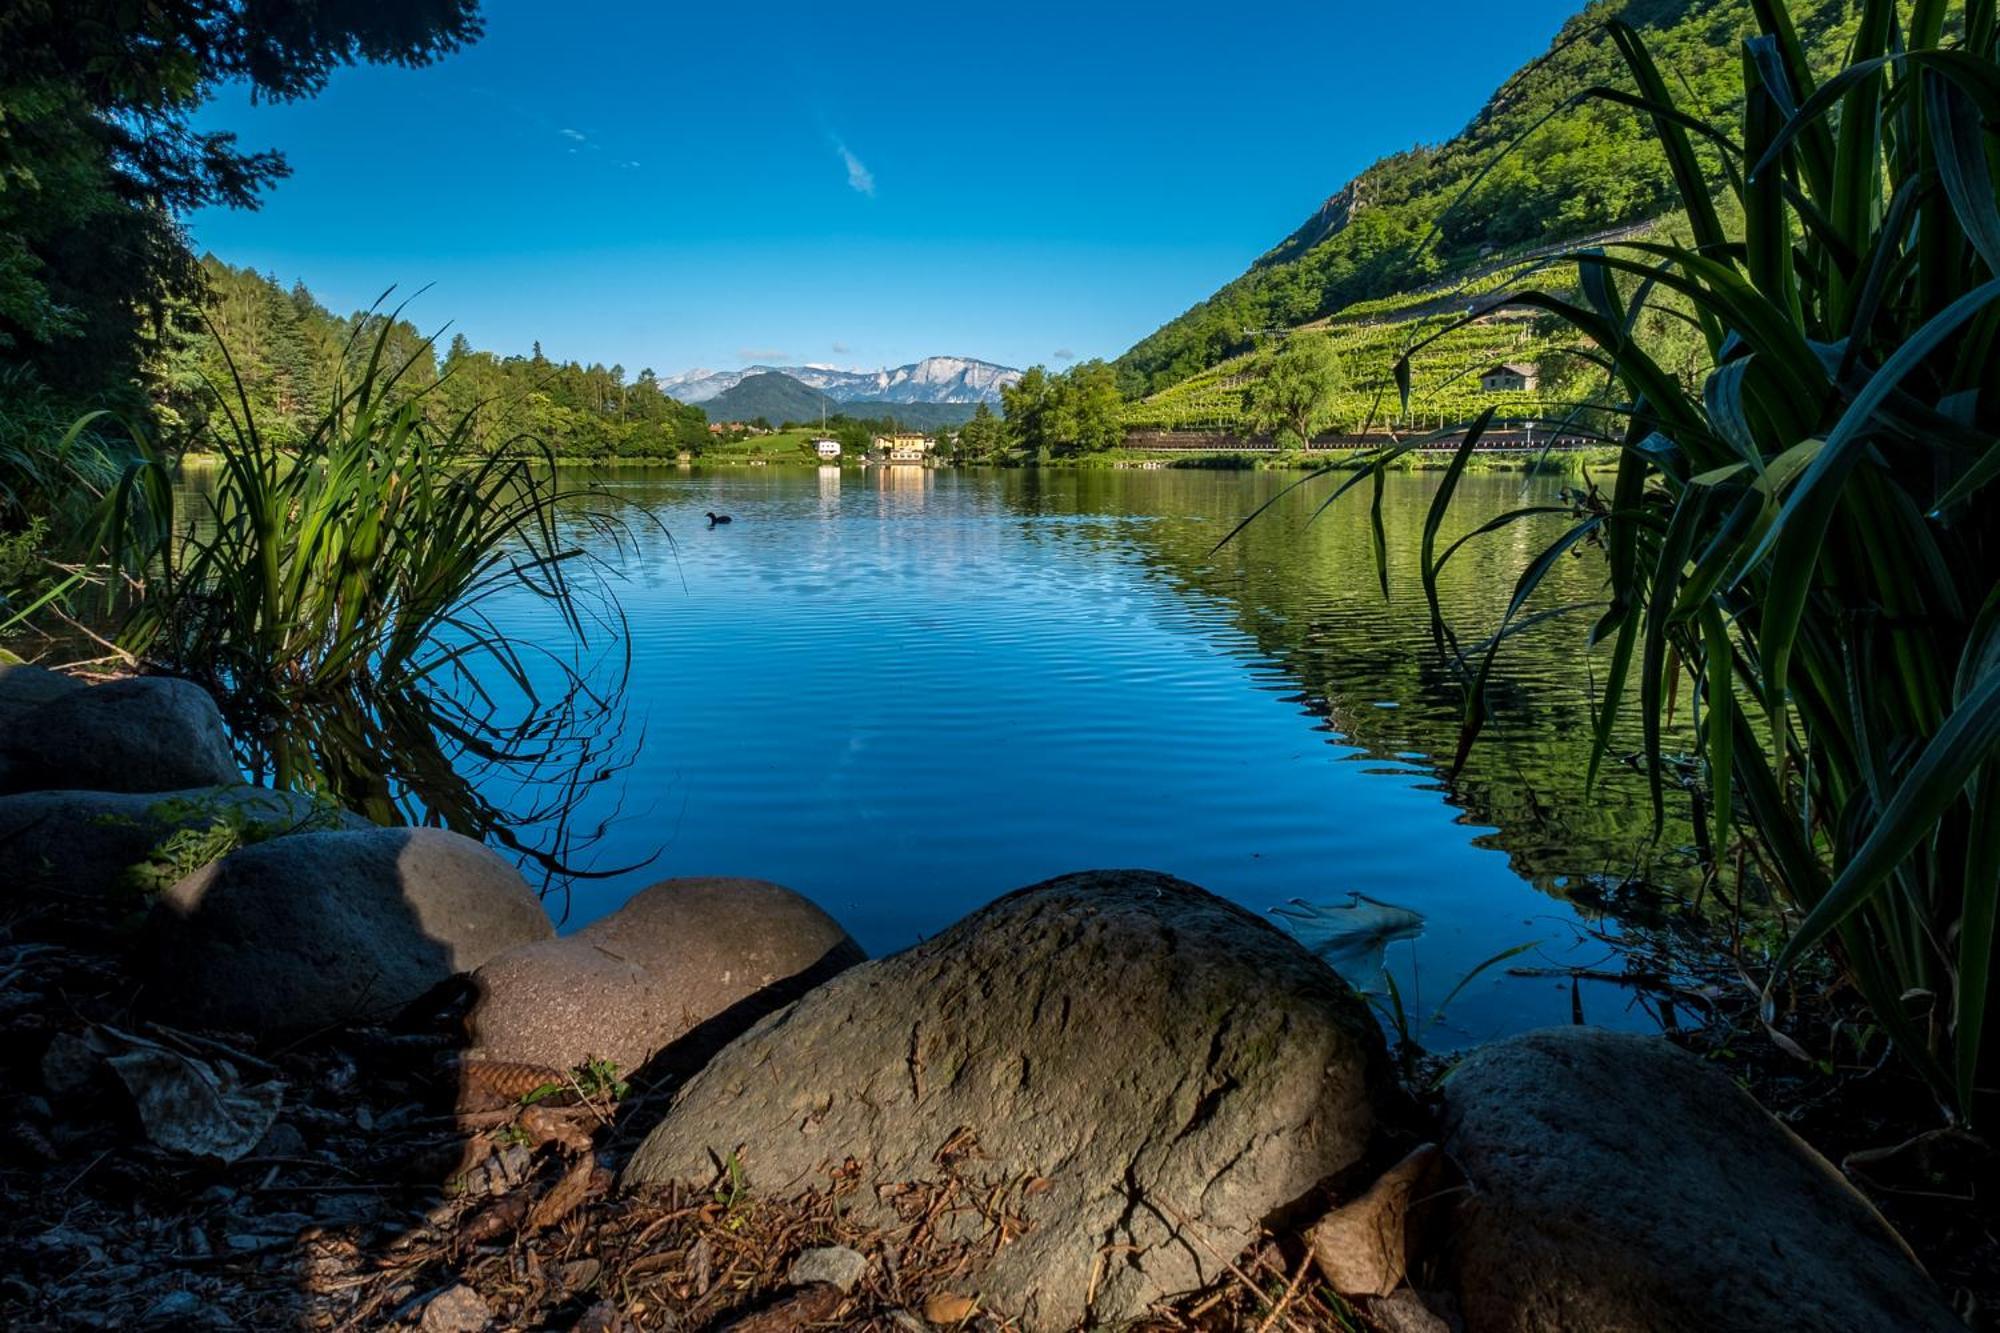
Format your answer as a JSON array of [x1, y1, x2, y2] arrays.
[[250, 1211, 316, 1235], [141, 1290, 227, 1329], [0, 661, 85, 727], [250, 1121, 307, 1159], [1, 676, 238, 794], [223, 1232, 287, 1253], [1368, 1290, 1457, 1333], [465, 876, 864, 1077], [41, 1031, 105, 1096], [788, 1245, 869, 1293], [146, 827, 554, 1035], [1438, 1028, 1961, 1333], [624, 870, 1393, 1330], [143, 1291, 203, 1320], [0, 785, 367, 910], [312, 1193, 385, 1226], [1308, 1143, 1443, 1297], [419, 1284, 492, 1333]]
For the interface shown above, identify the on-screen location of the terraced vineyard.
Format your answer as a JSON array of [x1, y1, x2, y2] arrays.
[[1313, 252, 1588, 328], [1122, 311, 1579, 436]]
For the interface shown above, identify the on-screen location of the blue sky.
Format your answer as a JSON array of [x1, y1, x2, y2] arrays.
[[187, 0, 1581, 377]]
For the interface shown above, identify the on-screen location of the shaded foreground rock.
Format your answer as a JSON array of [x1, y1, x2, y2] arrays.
[[624, 869, 1394, 1330], [0, 660, 85, 725], [465, 876, 864, 1076], [1439, 1027, 1961, 1333], [0, 676, 238, 794], [0, 785, 367, 912], [146, 827, 553, 1034]]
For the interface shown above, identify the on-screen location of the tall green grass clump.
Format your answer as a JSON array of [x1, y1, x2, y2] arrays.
[[1310, 2, 1999, 1124], [109, 314, 635, 881], [0, 369, 142, 645]]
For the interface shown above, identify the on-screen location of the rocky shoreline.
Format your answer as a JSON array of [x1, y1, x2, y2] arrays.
[[0, 664, 1971, 1330]]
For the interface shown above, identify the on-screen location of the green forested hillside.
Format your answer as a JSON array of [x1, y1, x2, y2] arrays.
[[176, 258, 712, 459], [1114, 0, 1864, 397], [700, 372, 834, 425], [840, 400, 981, 430]]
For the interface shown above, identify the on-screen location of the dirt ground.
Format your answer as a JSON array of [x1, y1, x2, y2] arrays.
[[2, 888, 1991, 1332]]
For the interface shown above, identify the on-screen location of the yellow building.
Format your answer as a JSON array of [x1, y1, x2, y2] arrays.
[[874, 433, 934, 463]]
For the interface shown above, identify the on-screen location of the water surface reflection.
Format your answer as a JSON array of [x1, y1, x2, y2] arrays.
[[240, 464, 1701, 1046]]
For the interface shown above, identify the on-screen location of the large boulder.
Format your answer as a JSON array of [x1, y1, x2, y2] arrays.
[[146, 827, 554, 1035], [623, 870, 1395, 1330], [1, 676, 237, 794], [0, 661, 85, 725], [0, 663, 88, 791], [0, 785, 368, 911], [465, 876, 863, 1077], [1438, 1028, 1961, 1333]]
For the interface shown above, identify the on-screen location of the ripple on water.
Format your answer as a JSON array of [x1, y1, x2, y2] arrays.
[[180, 465, 1689, 1049]]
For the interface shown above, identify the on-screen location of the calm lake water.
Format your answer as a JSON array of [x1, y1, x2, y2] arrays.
[[454, 463, 1694, 1048]]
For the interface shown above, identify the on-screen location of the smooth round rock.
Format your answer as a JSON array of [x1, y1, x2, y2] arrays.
[[1, 676, 238, 794], [146, 827, 554, 1034], [0, 661, 86, 725], [0, 785, 368, 908], [1438, 1027, 1961, 1333], [623, 869, 1394, 1330], [464, 876, 864, 1077]]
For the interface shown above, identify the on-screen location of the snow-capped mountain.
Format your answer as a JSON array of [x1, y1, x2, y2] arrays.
[[661, 356, 1020, 406]]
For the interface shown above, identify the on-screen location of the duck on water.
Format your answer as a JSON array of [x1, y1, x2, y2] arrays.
[[706, 511, 733, 527]]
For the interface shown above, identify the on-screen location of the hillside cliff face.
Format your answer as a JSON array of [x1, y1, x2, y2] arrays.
[[1114, 0, 1861, 398]]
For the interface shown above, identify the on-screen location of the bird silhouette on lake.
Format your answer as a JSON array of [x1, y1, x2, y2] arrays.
[[705, 511, 733, 527]]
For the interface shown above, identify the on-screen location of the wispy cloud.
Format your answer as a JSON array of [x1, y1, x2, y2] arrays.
[[738, 348, 790, 364], [1053, 347, 1076, 361], [559, 127, 587, 142], [834, 140, 875, 196], [831, 341, 851, 355]]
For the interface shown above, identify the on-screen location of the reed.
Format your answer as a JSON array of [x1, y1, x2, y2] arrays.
[[106, 311, 639, 887], [1263, 2, 2000, 1123], [0, 369, 142, 639]]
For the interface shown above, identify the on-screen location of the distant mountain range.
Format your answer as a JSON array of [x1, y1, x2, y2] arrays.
[[662, 356, 1020, 407], [698, 372, 985, 429]]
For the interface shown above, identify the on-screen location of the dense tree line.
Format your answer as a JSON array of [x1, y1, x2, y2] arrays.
[[180, 259, 711, 459], [1114, 0, 1872, 397], [998, 361, 1124, 457]]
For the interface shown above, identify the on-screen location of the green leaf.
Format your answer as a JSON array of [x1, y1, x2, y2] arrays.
[[1641, 487, 1712, 827], [1927, 73, 2000, 277], [1428, 939, 1545, 1030], [1776, 664, 2000, 974], [1704, 608, 1736, 863], [1607, 21, 1726, 255], [1419, 408, 1497, 664], [1747, 0, 1834, 199], [1754, 279, 2000, 724]]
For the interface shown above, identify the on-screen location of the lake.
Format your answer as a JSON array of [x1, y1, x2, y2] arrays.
[[424, 462, 1694, 1050]]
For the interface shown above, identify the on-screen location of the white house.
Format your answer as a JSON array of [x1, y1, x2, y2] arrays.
[[1479, 363, 1539, 393], [813, 438, 842, 459]]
